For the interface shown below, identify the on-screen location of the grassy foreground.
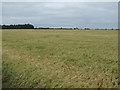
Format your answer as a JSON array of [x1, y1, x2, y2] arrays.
[[2, 29, 118, 88]]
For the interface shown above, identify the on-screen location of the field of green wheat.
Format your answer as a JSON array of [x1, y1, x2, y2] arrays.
[[2, 29, 118, 88]]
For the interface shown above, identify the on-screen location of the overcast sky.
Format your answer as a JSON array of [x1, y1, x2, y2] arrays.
[[2, 2, 118, 29]]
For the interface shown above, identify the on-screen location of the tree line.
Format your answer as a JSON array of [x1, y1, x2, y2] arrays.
[[0, 24, 119, 30], [0, 24, 34, 29]]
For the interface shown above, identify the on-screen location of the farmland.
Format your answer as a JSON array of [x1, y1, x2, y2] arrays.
[[2, 29, 118, 88]]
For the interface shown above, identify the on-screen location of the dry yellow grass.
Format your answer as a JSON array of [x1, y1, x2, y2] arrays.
[[2, 29, 118, 88]]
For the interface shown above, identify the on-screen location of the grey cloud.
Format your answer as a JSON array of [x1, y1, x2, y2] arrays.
[[2, 2, 118, 29]]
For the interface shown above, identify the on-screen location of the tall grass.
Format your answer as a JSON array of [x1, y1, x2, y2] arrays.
[[2, 29, 118, 88]]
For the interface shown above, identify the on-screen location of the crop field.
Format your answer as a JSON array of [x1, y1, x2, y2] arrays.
[[2, 29, 118, 88]]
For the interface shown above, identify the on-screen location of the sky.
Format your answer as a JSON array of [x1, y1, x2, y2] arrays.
[[2, 2, 118, 29]]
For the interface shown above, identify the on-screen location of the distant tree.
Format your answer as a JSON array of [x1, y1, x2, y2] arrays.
[[74, 27, 78, 30], [0, 25, 1, 29], [1, 24, 34, 29], [84, 28, 90, 30]]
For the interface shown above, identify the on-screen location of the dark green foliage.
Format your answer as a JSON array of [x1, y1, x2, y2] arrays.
[[1, 24, 34, 29]]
